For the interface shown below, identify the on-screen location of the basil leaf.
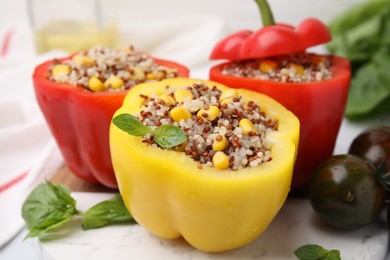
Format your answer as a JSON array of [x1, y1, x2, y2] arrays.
[[327, 0, 389, 62], [345, 51, 390, 119], [82, 194, 134, 230], [327, 250, 341, 260], [294, 244, 340, 260], [21, 180, 79, 239], [328, 0, 388, 36], [327, 1, 390, 119], [112, 113, 152, 136], [153, 124, 187, 148], [294, 244, 328, 260]]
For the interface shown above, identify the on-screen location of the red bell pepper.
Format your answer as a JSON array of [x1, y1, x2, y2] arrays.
[[33, 56, 189, 189], [210, 0, 331, 61], [209, 0, 351, 191], [210, 57, 350, 190]]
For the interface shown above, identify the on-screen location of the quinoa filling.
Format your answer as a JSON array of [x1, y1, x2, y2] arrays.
[[221, 53, 333, 83], [47, 45, 178, 92], [136, 82, 278, 170]]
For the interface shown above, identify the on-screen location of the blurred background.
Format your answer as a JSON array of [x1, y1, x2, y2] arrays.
[[1, 0, 368, 67]]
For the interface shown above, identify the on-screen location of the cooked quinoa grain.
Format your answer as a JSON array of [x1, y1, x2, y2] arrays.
[[136, 82, 278, 171], [222, 53, 333, 83], [48, 46, 179, 92]]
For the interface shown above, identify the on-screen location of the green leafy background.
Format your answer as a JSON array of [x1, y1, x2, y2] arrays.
[[327, 0, 390, 119]]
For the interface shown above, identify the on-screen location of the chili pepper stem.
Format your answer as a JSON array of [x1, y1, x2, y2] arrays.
[[254, 0, 275, 26]]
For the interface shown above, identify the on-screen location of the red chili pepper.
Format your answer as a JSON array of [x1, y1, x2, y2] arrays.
[[33, 57, 189, 189], [210, 0, 331, 61], [209, 0, 351, 191]]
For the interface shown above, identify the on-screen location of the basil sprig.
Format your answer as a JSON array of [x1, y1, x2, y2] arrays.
[[82, 194, 132, 230], [153, 124, 187, 148], [294, 244, 341, 260], [22, 181, 79, 239], [21, 181, 134, 239], [113, 113, 187, 149], [112, 113, 152, 136]]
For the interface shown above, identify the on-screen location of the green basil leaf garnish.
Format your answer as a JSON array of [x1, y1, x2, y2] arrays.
[[294, 244, 341, 260], [153, 124, 187, 148], [327, 250, 342, 260], [21, 181, 135, 239], [21, 180, 79, 239], [113, 113, 187, 149], [82, 194, 134, 230], [112, 113, 152, 136]]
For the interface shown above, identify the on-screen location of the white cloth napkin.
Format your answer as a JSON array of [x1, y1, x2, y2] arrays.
[[0, 51, 69, 247]]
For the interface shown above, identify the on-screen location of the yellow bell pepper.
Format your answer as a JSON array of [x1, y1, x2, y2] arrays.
[[109, 78, 299, 252]]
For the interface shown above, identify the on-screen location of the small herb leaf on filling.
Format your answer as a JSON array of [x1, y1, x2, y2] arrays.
[[113, 113, 187, 149], [113, 114, 152, 137], [154, 125, 187, 148]]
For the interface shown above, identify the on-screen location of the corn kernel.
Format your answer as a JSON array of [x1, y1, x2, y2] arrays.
[[219, 89, 239, 101], [242, 101, 250, 110], [259, 60, 277, 73], [170, 106, 192, 122], [175, 140, 188, 152], [213, 151, 230, 170], [212, 134, 227, 151], [146, 72, 164, 80], [72, 55, 94, 66], [104, 75, 124, 90], [133, 67, 145, 80], [51, 64, 70, 78], [239, 118, 257, 135], [159, 94, 176, 106], [88, 77, 106, 92], [197, 106, 219, 121], [174, 89, 193, 103], [289, 63, 305, 76]]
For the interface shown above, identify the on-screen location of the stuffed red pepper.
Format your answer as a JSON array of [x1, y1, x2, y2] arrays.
[[33, 46, 189, 188], [209, 0, 351, 191]]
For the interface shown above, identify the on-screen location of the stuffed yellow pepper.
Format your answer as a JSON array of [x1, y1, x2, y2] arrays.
[[110, 78, 299, 252]]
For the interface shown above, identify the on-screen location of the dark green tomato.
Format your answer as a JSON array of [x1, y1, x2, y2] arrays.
[[349, 126, 390, 172], [309, 154, 385, 230]]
